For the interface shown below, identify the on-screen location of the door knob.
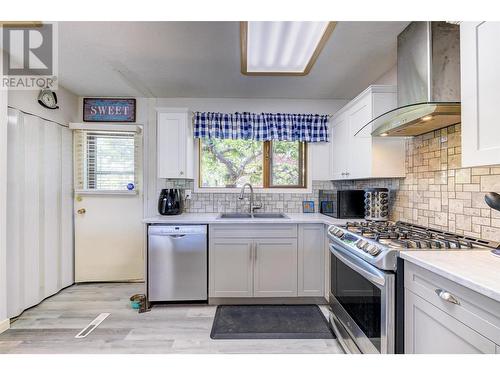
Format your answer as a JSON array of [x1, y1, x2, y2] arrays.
[[77, 208, 86, 215]]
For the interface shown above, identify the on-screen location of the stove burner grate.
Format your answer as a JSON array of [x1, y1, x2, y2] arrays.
[[341, 221, 499, 250]]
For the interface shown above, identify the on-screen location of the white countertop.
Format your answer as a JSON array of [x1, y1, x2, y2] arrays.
[[401, 250, 500, 303], [143, 212, 356, 226]]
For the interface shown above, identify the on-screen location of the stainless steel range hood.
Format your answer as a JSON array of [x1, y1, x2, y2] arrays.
[[370, 22, 461, 137]]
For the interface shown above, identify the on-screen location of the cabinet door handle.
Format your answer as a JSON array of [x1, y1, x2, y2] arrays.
[[179, 171, 184, 176], [435, 288, 460, 305]]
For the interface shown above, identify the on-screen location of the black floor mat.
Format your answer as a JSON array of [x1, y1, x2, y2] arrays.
[[210, 304, 335, 340]]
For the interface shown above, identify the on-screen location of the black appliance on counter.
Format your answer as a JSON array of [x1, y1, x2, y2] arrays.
[[319, 190, 365, 219], [158, 189, 183, 215]]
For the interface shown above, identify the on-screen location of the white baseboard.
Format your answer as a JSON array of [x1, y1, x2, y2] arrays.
[[0, 318, 10, 334]]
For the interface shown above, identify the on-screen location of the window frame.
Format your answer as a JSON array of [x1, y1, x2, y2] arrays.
[[196, 139, 308, 192], [74, 129, 140, 195], [264, 140, 307, 189]]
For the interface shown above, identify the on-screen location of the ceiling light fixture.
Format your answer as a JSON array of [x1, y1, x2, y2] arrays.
[[240, 21, 336, 76]]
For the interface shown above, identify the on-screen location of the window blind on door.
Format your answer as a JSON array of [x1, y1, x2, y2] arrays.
[[74, 130, 141, 192]]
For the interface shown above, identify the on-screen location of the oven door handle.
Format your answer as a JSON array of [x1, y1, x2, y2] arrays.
[[329, 244, 387, 287]]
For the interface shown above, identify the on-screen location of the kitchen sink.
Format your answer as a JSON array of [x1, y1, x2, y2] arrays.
[[252, 213, 289, 219], [217, 212, 289, 219], [218, 213, 253, 219]]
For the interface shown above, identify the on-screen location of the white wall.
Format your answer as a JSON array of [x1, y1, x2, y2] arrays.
[[373, 65, 397, 86], [145, 97, 348, 216], [8, 86, 79, 125], [0, 89, 8, 332]]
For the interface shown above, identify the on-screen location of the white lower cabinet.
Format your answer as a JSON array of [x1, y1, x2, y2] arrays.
[[253, 238, 298, 297], [298, 224, 325, 297], [209, 238, 253, 297], [404, 261, 500, 353], [209, 224, 325, 298], [405, 290, 496, 354]]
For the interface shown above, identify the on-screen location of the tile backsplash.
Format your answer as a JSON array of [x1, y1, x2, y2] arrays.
[[158, 124, 500, 242], [160, 180, 334, 213], [160, 178, 401, 214], [391, 124, 500, 241]]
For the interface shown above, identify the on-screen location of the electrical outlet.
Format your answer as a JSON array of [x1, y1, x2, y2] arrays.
[[185, 190, 192, 200]]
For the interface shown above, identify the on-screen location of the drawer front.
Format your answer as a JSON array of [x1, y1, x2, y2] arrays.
[[210, 224, 297, 238], [405, 290, 496, 354], [405, 261, 500, 345]]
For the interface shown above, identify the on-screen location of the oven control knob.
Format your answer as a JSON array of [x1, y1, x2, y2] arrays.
[[332, 228, 343, 237], [356, 240, 367, 249], [366, 244, 381, 256]]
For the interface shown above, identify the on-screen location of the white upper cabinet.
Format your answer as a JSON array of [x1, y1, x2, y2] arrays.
[[331, 112, 348, 180], [310, 137, 334, 180], [461, 22, 500, 167], [346, 93, 373, 179], [156, 107, 194, 179], [330, 85, 405, 180]]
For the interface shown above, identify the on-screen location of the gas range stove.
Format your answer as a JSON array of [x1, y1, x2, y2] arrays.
[[328, 221, 500, 271]]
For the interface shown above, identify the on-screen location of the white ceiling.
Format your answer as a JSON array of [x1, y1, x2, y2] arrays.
[[58, 21, 409, 99]]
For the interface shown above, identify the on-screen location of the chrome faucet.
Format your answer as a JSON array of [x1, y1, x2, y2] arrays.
[[238, 183, 262, 213]]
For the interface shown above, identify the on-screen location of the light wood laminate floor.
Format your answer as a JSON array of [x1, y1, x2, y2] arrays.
[[0, 283, 344, 354]]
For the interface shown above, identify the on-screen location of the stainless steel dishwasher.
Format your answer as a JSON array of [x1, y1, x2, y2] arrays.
[[148, 225, 207, 302]]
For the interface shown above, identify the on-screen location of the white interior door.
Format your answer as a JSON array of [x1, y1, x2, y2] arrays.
[[74, 194, 144, 282], [74, 130, 144, 282]]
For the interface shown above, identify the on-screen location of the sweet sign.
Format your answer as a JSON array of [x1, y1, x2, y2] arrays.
[[83, 98, 136, 122]]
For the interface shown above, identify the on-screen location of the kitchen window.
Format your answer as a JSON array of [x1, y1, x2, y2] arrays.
[[74, 130, 140, 192], [198, 139, 306, 189]]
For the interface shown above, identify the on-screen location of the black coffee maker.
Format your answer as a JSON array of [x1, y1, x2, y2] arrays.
[[158, 189, 183, 215]]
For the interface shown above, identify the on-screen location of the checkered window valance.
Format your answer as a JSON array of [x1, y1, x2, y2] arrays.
[[193, 112, 329, 143]]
